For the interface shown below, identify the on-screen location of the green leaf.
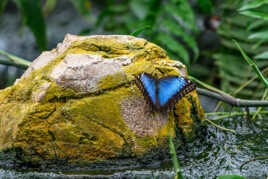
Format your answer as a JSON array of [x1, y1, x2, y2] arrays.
[[255, 51, 268, 59], [213, 53, 256, 78], [190, 64, 211, 76], [0, 58, 28, 69], [221, 39, 268, 55], [144, 0, 162, 27], [163, 18, 199, 61], [108, 4, 128, 13], [43, 0, 56, 16], [95, 9, 112, 29], [17, 0, 47, 51], [0, 0, 7, 19], [157, 33, 189, 66], [217, 175, 246, 179], [130, 26, 151, 36], [79, 28, 91, 35], [0, 49, 31, 66], [217, 23, 252, 42], [252, 39, 266, 49], [233, 40, 256, 65], [240, 10, 268, 20], [225, 15, 251, 28], [220, 0, 243, 10], [249, 31, 268, 40], [130, 0, 147, 19], [234, 39, 268, 88], [168, 130, 183, 179], [197, 0, 213, 15], [71, 0, 91, 16], [216, 8, 268, 98], [239, 0, 268, 11], [165, 0, 197, 32], [247, 19, 268, 30]]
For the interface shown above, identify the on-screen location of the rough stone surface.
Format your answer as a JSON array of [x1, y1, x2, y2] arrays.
[[49, 54, 129, 93], [120, 96, 168, 137], [0, 34, 204, 170]]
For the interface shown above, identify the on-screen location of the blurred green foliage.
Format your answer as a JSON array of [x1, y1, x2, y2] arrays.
[[197, 0, 214, 15], [214, 0, 268, 98], [71, 0, 91, 16], [91, 0, 199, 66], [0, 0, 91, 51], [15, 0, 47, 51], [0, 0, 8, 18], [0, 0, 198, 66], [0, 0, 267, 100]]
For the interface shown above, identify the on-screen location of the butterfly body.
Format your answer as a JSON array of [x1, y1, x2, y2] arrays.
[[135, 73, 196, 111]]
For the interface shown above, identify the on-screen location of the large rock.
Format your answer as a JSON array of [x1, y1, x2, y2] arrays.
[[0, 34, 204, 170]]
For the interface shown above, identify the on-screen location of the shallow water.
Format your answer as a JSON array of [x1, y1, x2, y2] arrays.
[[180, 116, 268, 178], [1, 115, 267, 178]]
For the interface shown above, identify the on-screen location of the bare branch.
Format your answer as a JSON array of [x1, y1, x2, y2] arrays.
[[197, 88, 268, 107]]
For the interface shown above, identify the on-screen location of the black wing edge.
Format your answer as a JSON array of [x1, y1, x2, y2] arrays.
[[134, 73, 157, 111]]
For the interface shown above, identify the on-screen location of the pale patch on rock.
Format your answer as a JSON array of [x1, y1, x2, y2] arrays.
[[16, 51, 58, 84], [169, 61, 187, 76], [111, 55, 134, 66], [31, 82, 51, 102], [49, 54, 131, 93], [158, 60, 187, 77], [120, 96, 168, 137], [16, 34, 141, 84]]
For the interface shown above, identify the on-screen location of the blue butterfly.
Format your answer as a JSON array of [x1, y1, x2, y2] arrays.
[[135, 72, 196, 111]]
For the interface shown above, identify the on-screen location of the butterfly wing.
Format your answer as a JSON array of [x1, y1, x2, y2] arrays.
[[136, 73, 157, 106], [158, 76, 195, 108]]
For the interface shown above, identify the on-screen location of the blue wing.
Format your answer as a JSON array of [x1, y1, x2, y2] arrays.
[[158, 76, 187, 107], [139, 73, 157, 105]]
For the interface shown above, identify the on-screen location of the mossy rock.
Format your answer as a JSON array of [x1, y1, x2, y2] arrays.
[[0, 34, 204, 171]]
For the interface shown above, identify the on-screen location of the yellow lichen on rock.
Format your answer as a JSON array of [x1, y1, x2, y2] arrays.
[[0, 34, 204, 167], [174, 91, 205, 140]]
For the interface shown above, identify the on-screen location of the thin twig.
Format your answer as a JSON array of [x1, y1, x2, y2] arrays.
[[197, 88, 268, 107], [204, 118, 236, 133], [240, 156, 268, 171], [213, 67, 268, 111], [213, 68, 268, 112], [207, 111, 268, 121], [189, 76, 230, 96], [234, 67, 268, 96], [245, 107, 250, 121], [252, 89, 268, 120], [206, 111, 268, 116], [206, 112, 231, 116]]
